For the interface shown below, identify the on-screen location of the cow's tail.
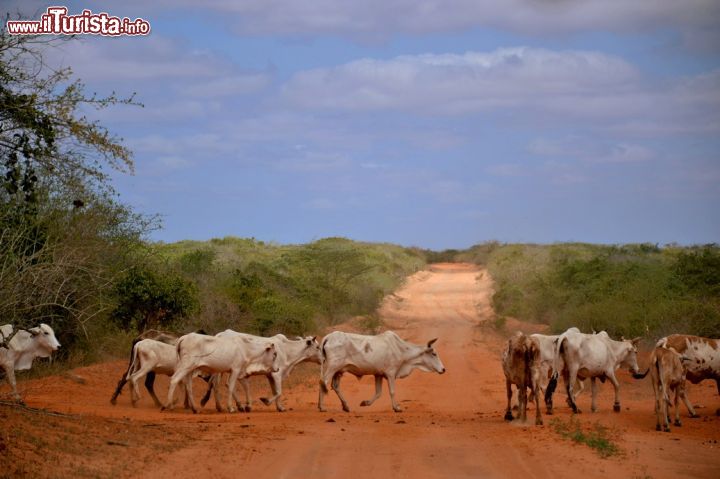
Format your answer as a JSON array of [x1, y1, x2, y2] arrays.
[[126, 342, 141, 380], [176, 335, 186, 361], [546, 336, 566, 398], [318, 336, 330, 393], [655, 353, 672, 406], [111, 337, 141, 404]]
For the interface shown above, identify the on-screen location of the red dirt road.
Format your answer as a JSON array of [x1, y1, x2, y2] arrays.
[[3, 263, 720, 478]]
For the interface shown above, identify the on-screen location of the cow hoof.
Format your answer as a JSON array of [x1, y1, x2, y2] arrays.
[[573, 408, 582, 414], [393, 407, 403, 413], [192, 409, 198, 415], [613, 403, 621, 413], [545, 409, 553, 416], [342, 405, 350, 413], [360, 400, 371, 407], [674, 420, 682, 427], [276, 406, 286, 412], [259, 397, 271, 406], [244, 406, 252, 413], [591, 407, 597, 413], [110, 398, 117, 406], [690, 413, 700, 419], [318, 407, 327, 412], [655, 424, 661, 431], [535, 419, 543, 426], [504, 412, 514, 421], [663, 426, 670, 432]]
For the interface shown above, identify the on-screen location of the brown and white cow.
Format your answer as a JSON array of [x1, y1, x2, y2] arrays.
[[648, 346, 692, 432], [503, 332, 543, 425], [656, 334, 720, 417], [550, 329, 642, 413], [200, 331, 322, 412], [0, 323, 61, 402], [318, 331, 445, 413], [164, 333, 278, 413]]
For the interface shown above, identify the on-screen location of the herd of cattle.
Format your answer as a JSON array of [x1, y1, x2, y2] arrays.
[[1, 322, 719, 432], [502, 328, 720, 431]]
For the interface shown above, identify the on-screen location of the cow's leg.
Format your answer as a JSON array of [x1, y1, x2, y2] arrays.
[[318, 369, 330, 412], [386, 375, 403, 413], [331, 372, 350, 412], [608, 372, 621, 412], [164, 369, 188, 411], [504, 379, 514, 421], [518, 384, 527, 422], [672, 386, 682, 427], [200, 375, 214, 408], [238, 377, 251, 412], [590, 377, 598, 413], [360, 375, 383, 407], [144, 371, 162, 408], [110, 373, 129, 405], [128, 365, 152, 407], [183, 376, 198, 413], [260, 372, 284, 411], [3, 367, 21, 403], [211, 374, 224, 412], [532, 383, 543, 425], [678, 383, 697, 418], [565, 368, 580, 414], [226, 370, 241, 413]]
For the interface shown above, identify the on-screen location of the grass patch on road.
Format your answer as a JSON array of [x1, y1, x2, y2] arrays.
[[550, 417, 621, 458]]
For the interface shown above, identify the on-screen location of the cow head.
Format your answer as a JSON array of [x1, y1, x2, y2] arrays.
[[619, 337, 642, 376], [28, 323, 61, 358], [415, 338, 446, 374], [303, 336, 322, 364]]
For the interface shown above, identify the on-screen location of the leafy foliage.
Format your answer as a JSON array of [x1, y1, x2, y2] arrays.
[[469, 243, 720, 340], [112, 266, 199, 332]]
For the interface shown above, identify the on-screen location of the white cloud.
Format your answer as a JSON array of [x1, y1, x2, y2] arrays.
[[280, 48, 720, 133]]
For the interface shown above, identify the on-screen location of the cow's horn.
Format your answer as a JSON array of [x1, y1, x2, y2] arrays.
[[29, 328, 40, 336], [427, 338, 438, 348]]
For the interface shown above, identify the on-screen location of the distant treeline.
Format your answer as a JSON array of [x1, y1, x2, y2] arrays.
[[452, 242, 720, 341]]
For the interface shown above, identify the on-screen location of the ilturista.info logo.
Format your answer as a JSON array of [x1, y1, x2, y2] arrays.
[[6, 6, 151, 36]]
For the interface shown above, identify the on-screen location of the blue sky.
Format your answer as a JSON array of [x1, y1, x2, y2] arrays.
[[9, 1, 720, 249]]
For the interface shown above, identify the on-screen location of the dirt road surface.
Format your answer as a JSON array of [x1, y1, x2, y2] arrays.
[[2, 263, 719, 478]]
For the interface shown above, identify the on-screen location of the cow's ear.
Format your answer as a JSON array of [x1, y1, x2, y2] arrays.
[[631, 337, 641, 345], [29, 328, 40, 337], [427, 338, 438, 348]]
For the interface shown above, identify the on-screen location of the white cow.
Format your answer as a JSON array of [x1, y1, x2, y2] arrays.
[[318, 330, 446, 413], [0, 323, 61, 401], [200, 331, 322, 412], [551, 329, 642, 413], [530, 327, 585, 414], [126, 339, 179, 407], [164, 333, 278, 413]]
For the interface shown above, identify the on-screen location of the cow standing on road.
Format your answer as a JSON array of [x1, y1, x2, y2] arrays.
[[200, 331, 322, 412], [163, 333, 278, 413], [550, 329, 643, 413], [318, 330, 446, 413], [0, 323, 61, 402], [648, 346, 691, 432], [110, 329, 183, 405], [655, 334, 720, 417], [502, 332, 543, 425]]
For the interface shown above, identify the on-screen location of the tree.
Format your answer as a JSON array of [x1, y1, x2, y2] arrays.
[[0, 21, 149, 349], [112, 266, 199, 332]]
